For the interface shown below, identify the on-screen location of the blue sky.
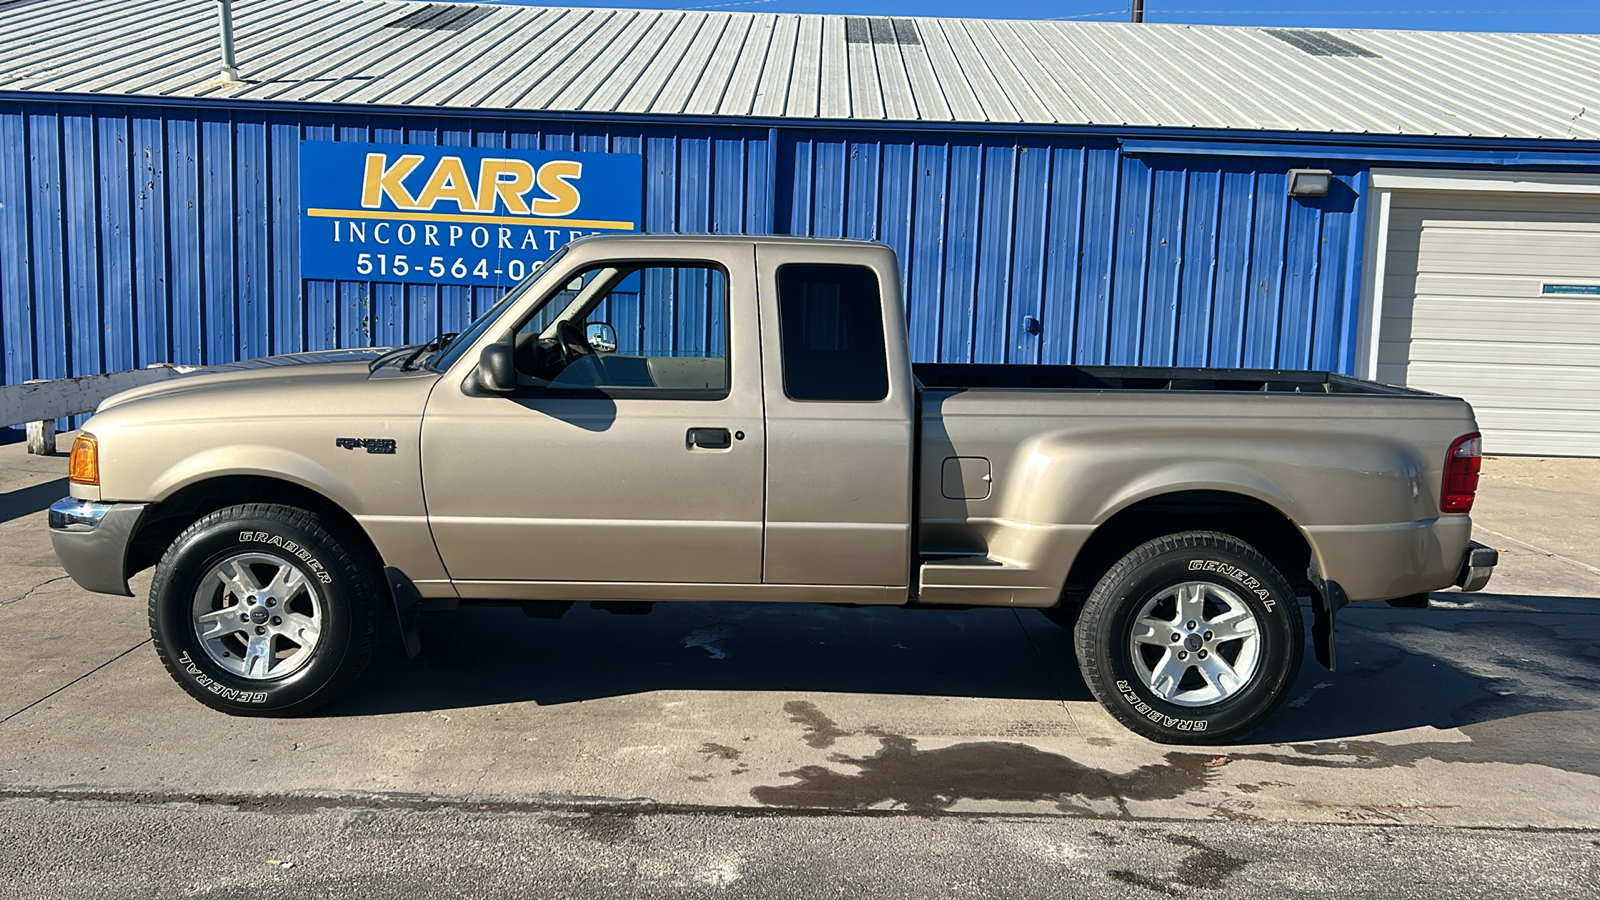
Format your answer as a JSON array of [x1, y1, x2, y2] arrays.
[[485, 0, 1600, 34]]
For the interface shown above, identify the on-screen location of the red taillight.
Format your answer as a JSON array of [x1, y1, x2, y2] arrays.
[[1441, 432, 1481, 513]]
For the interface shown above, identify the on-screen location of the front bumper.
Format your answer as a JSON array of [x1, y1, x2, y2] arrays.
[[1455, 540, 1498, 593], [48, 498, 148, 597]]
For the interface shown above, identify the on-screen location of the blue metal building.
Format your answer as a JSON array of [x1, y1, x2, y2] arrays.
[[5, 1, 1600, 452]]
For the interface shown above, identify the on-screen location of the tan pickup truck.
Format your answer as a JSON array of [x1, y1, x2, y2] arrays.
[[48, 235, 1496, 743]]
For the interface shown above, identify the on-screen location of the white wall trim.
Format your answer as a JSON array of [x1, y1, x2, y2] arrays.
[[1357, 169, 1600, 380], [1356, 188, 1393, 381], [1370, 168, 1600, 195]]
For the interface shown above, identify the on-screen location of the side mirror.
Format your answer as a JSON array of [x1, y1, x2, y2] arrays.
[[586, 322, 617, 353], [476, 342, 517, 393]]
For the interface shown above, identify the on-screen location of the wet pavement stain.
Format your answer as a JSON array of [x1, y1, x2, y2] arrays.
[[540, 811, 640, 844], [752, 700, 1586, 817], [699, 742, 742, 761], [1194, 799, 1265, 822], [1108, 834, 1249, 895], [751, 731, 1220, 814], [782, 700, 850, 749]]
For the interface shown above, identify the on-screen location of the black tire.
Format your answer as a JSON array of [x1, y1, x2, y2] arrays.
[[148, 503, 380, 716], [1074, 531, 1303, 745]]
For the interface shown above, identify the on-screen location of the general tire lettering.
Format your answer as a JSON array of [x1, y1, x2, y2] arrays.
[[1187, 559, 1277, 610]]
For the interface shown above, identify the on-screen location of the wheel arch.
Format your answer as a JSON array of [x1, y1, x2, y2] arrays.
[[1056, 489, 1314, 618], [127, 475, 384, 584]]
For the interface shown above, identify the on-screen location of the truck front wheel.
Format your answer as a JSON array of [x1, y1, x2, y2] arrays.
[[1074, 531, 1303, 744], [147, 503, 380, 716]]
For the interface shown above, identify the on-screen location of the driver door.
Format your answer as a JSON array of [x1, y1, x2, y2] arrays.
[[420, 244, 765, 593]]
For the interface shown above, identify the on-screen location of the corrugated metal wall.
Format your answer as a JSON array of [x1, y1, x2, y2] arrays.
[[781, 133, 1363, 369], [1, 98, 1367, 419]]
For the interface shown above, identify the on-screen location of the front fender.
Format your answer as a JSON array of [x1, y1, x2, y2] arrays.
[[146, 445, 366, 514]]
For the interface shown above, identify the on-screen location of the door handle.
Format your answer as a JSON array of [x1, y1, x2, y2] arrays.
[[686, 427, 732, 450]]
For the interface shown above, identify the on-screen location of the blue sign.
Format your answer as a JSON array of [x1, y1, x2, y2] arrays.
[[299, 141, 642, 287], [1543, 283, 1600, 295]]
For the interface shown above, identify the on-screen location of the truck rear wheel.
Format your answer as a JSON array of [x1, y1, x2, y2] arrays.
[[1074, 531, 1303, 744], [147, 503, 379, 716]]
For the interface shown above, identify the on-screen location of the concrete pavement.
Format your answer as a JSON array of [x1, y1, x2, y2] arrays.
[[1, 438, 1597, 893]]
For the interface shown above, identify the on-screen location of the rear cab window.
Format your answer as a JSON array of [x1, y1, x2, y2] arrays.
[[775, 264, 889, 402]]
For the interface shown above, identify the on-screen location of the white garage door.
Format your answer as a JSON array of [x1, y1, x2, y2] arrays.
[[1378, 190, 1600, 456]]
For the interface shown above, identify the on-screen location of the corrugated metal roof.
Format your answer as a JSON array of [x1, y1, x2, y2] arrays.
[[2, 0, 1599, 140]]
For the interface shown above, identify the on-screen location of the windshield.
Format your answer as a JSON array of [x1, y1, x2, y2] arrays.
[[428, 248, 569, 372]]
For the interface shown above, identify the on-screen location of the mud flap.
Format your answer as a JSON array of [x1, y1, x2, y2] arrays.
[[1309, 577, 1348, 672], [384, 566, 424, 661]]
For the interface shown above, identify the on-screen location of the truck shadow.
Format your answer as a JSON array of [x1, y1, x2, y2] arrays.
[[1249, 594, 1600, 751], [324, 594, 1600, 766], [338, 603, 1091, 712]]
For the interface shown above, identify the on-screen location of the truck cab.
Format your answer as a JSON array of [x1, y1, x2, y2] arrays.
[[418, 236, 917, 604]]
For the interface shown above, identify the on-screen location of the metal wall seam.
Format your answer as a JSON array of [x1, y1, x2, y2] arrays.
[[1277, 187, 1322, 369], [1006, 145, 1048, 366], [62, 105, 102, 383], [1108, 153, 1151, 366], [1175, 169, 1220, 367], [96, 108, 134, 376], [28, 107, 68, 386], [1210, 170, 1254, 368], [1040, 145, 1086, 366], [677, 135, 711, 355], [1243, 171, 1288, 369], [973, 144, 1015, 365], [878, 141, 915, 316], [132, 111, 169, 369], [163, 115, 198, 367], [811, 138, 846, 238], [1143, 165, 1185, 367], [905, 142, 948, 364], [236, 113, 269, 361], [939, 142, 981, 362], [1076, 146, 1118, 365], [200, 113, 236, 366], [1336, 169, 1372, 374], [268, 114, 300, 356], [0, 106, 34, 388]]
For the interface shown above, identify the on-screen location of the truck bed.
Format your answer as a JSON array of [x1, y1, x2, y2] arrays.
[[913, 363, 1425, 396]]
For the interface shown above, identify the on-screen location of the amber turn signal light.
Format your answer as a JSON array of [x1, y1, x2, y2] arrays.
[[68, 433, 100, 485]]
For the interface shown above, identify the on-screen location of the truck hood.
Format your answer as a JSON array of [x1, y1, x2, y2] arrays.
[[96, 348, 393, 414]]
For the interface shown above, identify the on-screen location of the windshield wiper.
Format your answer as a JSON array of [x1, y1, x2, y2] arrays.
[[368, 344, 420, 373], [401, 331, 458, 371]]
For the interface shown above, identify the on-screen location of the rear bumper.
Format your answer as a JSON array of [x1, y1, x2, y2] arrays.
[[48, 498, 147, 597], [1454, 540, 1498, 593]]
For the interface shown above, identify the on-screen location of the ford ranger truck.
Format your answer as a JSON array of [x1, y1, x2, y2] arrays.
[[47, 235, 1497, 744]]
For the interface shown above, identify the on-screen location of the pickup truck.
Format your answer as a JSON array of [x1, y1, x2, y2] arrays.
[[47, 234, 1497, 744]]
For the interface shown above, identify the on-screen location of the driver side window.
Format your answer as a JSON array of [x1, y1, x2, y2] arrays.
[[513, 263, 730, 399]]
